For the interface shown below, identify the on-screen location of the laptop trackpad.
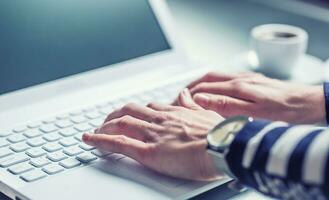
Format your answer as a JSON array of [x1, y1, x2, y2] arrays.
[[19, 157, 214, 200]]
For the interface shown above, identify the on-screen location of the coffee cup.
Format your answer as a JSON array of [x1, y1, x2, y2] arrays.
[[250, 24, 308, 79]]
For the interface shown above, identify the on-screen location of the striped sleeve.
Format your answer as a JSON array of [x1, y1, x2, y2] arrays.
[[225, 120, 329, 200]]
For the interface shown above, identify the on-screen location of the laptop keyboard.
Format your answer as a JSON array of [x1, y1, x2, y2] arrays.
[[0, 81, 186, 183]]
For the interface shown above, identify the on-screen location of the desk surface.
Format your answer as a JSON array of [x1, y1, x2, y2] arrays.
[[167, 0, 329, 69], [1, 1, 328, 199]]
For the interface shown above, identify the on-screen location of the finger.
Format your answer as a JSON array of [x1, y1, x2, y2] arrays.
[[105, 103, 163, 123], [190, 81, 255, 101], [193, 93, 256, 117], [178, 88, 203, 110], [147, 102, 179, 111], [97, 115, 163, 142], [186, 72, 237, 89], [83, 133, 151, 163]]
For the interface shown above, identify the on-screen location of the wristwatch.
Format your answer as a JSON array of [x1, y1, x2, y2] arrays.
[[207, 116, 253, 177]]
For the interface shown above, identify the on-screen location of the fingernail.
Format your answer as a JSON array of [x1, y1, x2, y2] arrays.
[[82, 133, 92, 142], [183, 88, 189, 94]]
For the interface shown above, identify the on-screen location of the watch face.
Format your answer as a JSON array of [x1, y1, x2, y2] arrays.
[[207, 116, 250, 151]]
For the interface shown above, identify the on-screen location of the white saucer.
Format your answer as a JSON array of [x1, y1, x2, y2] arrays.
[[229, 51, 326, 84]]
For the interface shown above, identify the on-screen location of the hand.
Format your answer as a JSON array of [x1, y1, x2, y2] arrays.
[[181, 71, 325, 124], [83, 90, 224, 181]]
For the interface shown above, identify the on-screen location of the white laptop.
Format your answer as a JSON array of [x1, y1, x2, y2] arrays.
[[0, 0, 232, 199]]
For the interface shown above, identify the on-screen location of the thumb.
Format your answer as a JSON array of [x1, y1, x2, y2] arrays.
[[82, 133, 149, 162], [178, 88, 204, 110]]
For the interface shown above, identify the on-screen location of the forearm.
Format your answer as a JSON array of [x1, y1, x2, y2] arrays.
[[225, 120, 329, 200]]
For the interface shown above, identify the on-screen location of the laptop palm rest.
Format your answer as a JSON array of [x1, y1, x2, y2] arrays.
[[19, 156, 227, 200]]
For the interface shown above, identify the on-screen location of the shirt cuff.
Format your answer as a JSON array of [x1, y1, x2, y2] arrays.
[[323, 82, 329, 124], [224, 119, 272, 188]]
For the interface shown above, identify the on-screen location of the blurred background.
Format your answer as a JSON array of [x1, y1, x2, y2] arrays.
[[167, 0, 329, 73]]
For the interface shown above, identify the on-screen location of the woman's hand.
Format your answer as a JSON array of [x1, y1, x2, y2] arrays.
[[83, 90, 224, 181], [180, 71, 325, 124]]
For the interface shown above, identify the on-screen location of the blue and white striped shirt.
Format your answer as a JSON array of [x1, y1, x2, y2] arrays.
[[226, 120, 328, 199], [224, 83, 329, 200]]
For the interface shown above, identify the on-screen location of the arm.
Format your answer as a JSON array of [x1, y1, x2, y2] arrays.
[[226, 119, 328, 200]]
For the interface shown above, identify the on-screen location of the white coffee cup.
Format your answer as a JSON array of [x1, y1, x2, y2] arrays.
[[250, 24, 308, 79]]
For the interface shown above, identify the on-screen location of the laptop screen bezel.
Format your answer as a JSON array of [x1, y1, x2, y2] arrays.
[[0, 0, 189, 111]]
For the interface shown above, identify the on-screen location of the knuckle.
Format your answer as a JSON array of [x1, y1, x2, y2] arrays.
[[153, 112, 168, 123], [147, 102, 156, 108], [112, 135, 128, 151], [121, 103, 136, 113], [116, 115, 133, 128], [230, 80, 244, 95], [216, 96, 229, 113]]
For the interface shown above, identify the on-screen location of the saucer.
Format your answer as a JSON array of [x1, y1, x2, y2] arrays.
[[229, 51, 326, 84]]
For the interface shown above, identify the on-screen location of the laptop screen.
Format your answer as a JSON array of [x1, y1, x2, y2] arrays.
[[0, 0, 171, 95]]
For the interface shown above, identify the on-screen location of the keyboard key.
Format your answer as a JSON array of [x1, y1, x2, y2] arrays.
[[74, 133, 84, 142], [24, 129, 43, 138], [13, 126, 28, 133], [47, 152, 68, 162], [74, 123, 92, 132], [43, 143, 63, 152], [0, 154, 30, 167], [27, 121, 42, 129], [63, 146, 83, 156], [26, 148, 46, 158], [0, 131, 12, 137], [96, 102, 109, 109], [42, 164, 64, 175], [71, 116, 87, 124], [43, 132, 62, 142], [89, 118, 104, 128], [0, 148, 13, 158], [69, 110, 83, 116], [30, 157, 51, 167], [7, 134, 26, 143], [79, 143, 95, 151], [82, 106, 96, 112], [108, 153, 125, 161], [59, 138, 78, 147], [0, 139, 10, 147], [8, 162, 34, 175], [55, 120, 73, 129], [99, 106, 113, 115], [76, 152, 97, 163], [91, 150, 111, 157], [27, 138, 46, 147], [59, 158, 81, 169], [112, 100, 126, 108], [10, 142, 30, 152], [42, 117, 57, 124], [85, 111, 101, 119], [39, 124, 58, 133], [20, 170, 47, 182], [56, 113, 69, 120], [58, 127, 77, 137]]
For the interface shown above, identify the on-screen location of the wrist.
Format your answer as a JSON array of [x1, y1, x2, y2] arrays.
[[290, 85, 326, 124], [196, 140, 223, 181], [308, 85, 326, 124]]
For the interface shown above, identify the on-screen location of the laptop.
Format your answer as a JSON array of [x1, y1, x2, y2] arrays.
[[0, 0, 232, 199]]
